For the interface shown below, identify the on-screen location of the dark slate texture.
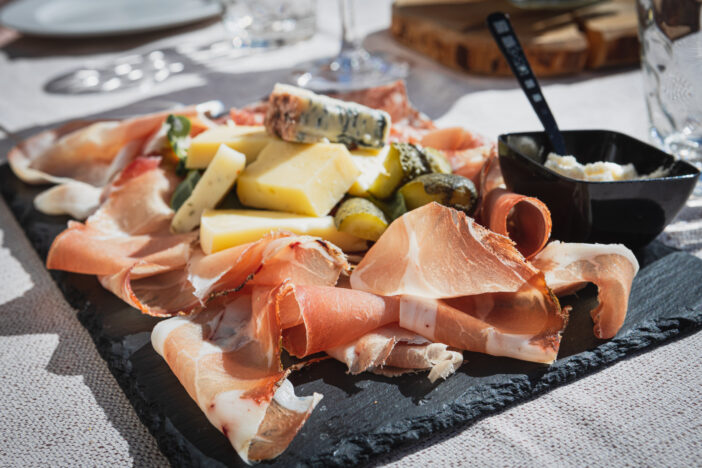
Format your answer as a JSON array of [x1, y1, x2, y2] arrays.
[[2, 162, 702, 468]]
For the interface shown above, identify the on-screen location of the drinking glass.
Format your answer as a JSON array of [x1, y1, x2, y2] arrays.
[[637, 0, 702, 163], [294, 0, 408, 91], [220, 0, 316, 47]]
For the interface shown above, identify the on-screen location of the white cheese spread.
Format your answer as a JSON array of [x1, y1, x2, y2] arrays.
[[544, 153, 643, 181]]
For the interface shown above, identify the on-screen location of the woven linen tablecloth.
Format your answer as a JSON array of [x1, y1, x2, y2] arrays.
[[1, 1, 701, 466]]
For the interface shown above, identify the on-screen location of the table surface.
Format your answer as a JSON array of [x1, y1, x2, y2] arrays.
[[1, 1, 701, 467]]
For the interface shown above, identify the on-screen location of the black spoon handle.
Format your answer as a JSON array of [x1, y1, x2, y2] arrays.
[[486, 12, 567, 155]]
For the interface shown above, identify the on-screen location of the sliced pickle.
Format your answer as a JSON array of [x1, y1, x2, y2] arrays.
[[367, 143, 433, 199], [423, 147, 452, 174], [334, 198, 389, 242], [399, 173, 477, 215]]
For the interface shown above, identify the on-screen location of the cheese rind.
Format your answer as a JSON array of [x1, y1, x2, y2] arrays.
[[171, 145, 246, 233], [348, 146, 392, 197], [236, 140, 360, 217], [265, 83, 391, 149], [200, 209, 368, 254], [186, 125, 273, 168]]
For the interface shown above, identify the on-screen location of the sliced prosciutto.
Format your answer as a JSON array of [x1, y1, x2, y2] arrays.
[[481, 188, 552, 260], [109, 233, 350, 317], [7, 105, 212, 219], [46, 157, 195, 277], [325, 325, 463, 382], [151, 293, 321, 464], [351, 203, 566, 363], [532, 241, 639, 339], [351, 202, 542, 298], [271, 283, 400, 357], [420, 127, 492, 182]]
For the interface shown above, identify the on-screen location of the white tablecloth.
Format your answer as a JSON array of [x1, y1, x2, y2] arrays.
[[1, 1, 701, 466]]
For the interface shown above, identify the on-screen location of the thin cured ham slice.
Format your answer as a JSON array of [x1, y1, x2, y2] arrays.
[[151, 292, 321, 464], [399, 284, 563, 363], [46, 158, 198, 316], [33, 180, 103, 220], [420, 127, 487, 152], [109, 233, 350, 317], [46, 157, 195, 277], [532, 242, 639, 339], [325, 325, 463, 382], [188, 234, 350, 302], [351, 202, 542, 298], [420, 127, 491, 182], [350, 203, 566, 363], [8, 107, 199, 187], [271, 283, 400, 357], [7, 105, 212, 219], [481, 188, 552, 260], [475, 152, 551, 260]]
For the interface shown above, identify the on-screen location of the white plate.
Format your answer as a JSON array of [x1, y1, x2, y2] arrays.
[[0, 0, 222, 37]]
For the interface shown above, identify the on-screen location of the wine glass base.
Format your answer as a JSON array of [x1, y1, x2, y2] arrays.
[[293, 49, 408, 92]]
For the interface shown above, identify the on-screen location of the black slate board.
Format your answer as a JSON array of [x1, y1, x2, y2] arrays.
[[3, 162, 702, 467]]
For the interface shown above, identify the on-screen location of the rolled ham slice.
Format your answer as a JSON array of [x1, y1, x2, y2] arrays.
[[481, 188, 552, 260], [325, 325, 463, 382], [532, 241, 639, 339], [271, 283, 400, 357]]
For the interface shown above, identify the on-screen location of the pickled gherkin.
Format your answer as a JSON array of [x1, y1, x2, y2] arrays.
[[398, 173, 477, 215], [334, 198, 389, 241], [367, 142, 444, 199], [423, 147, 452, 174]]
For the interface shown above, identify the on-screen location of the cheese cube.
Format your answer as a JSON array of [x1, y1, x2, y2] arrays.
[[186, 125, 273, 168], [200, 209, 368, 254], [348, 145, 392, 197], [171, 145, 246, 233], [236, 140, 360, 217]]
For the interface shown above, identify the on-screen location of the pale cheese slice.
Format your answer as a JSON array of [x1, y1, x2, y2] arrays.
[[171, 145, 246, 233], [186, 125, 273, 168], [200, 209, 368, 254], [348, 145, 392, 197], [236, 140, 360, 217]]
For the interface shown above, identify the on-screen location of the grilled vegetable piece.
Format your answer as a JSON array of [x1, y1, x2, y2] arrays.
[[398, 173, 478, 215], [334, 198, 389, 242], [367, 143, 433, 199]]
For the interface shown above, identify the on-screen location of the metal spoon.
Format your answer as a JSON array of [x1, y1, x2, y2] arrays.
[[486, 11, 567, 155]]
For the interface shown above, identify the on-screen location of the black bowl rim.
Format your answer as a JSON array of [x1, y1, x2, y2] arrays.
[[497, 129, 701, 185]]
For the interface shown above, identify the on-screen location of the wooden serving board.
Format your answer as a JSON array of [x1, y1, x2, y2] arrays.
[[2, 162, 702, 467], [391, 0, 640, 76]]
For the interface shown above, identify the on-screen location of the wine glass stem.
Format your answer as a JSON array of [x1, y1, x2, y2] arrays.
[[339, 0, 362, 54]]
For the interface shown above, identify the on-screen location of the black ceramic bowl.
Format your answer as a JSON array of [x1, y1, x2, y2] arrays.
[[497, 130, 700, 249]]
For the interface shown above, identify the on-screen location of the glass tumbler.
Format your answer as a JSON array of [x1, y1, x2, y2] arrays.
[[637, 0, 702, 163], [220, 0, 316, 48]]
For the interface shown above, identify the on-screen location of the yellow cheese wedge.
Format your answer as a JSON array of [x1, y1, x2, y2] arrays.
[[185, 125, 273, 168], [171, 145, 246, 233], [200, 209, 368, 254], [236, 140, 360, 217], [348, 145, 392, 197]]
